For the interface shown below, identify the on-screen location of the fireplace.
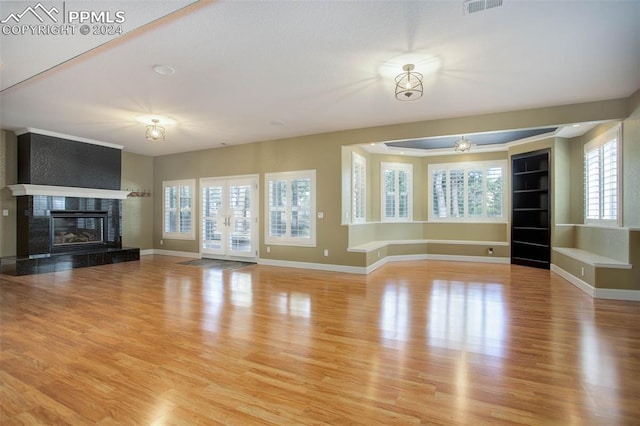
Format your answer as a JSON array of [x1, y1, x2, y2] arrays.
[[51, 210, 108, 252], [2, 130, 140, 276], [5, 193, 140, 276]]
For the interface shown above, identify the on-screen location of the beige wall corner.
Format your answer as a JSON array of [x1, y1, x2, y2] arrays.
[[121, 151, 154, 250], [0, 130, 17, 258]]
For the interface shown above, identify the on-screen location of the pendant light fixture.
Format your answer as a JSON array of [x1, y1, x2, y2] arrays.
[[145, 119, 165, 141], [454, 136, 472, 152], [395, 64, 423, 101]]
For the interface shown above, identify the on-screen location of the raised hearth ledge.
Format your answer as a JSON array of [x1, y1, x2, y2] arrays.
[[8, 184, 130, 200]]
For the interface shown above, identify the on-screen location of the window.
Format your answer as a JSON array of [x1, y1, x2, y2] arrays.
[[584, 124, 621, 226], [352, 152, 366, 223], [163, 179, 195, 239], [265, 170, 316, 246], [381, 162, 413, 222], [428, 160, 506, 222]]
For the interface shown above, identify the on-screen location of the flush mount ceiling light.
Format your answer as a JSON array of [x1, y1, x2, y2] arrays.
[[395, 64, 423, 101], [136, 115, 175, 142], [454, 136, 472, 152], [153, 64, 175, 75], [145, 119, 165, 142]]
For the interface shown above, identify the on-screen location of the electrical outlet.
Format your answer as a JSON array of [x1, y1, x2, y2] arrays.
[[2, 209, 8, 217], [160, 240, 163, 245], [266, 246, 271, 253], [488, 247, 494, 255], [323, 249, 329, 257]]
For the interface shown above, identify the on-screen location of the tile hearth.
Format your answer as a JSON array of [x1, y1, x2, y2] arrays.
[[1, 247, 140, 276]]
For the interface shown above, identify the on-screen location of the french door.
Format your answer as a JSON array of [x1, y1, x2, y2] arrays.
[[200, 175, 258, 262]]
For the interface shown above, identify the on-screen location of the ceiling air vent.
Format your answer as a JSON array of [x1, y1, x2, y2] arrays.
[[464, 0, 503, 15]]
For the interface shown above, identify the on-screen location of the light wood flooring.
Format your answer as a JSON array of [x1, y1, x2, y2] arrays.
[[1, 255, 640, 425]]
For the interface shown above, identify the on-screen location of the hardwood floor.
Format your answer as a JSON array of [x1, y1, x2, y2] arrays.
[[1, 256, 639, 425]]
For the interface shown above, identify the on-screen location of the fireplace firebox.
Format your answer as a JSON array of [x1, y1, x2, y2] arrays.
[[51, 210, 108, 252]]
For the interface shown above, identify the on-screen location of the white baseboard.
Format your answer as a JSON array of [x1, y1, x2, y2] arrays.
[[594, 288, 640, 301], [426, 254, 510, 264], [551, 264, 595, 297], [363, 257, 388, 274], [258, 258, 366, 274], [143, 249, 200, 259], [363, 254, 429, 273], [551, 264, 640, 301], [259, 254, 508, 275]]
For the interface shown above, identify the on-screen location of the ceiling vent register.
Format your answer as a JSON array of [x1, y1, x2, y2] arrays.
[[464, 0, 503, 15]]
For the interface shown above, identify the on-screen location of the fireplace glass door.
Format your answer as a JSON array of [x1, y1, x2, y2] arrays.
[[51, 211, 108, 251]]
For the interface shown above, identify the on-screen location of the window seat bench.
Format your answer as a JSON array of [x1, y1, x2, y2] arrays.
[[552, 247, 632, 269], [348, 239, 508, 253]]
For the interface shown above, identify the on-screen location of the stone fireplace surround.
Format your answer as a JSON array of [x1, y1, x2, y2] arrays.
[[2, 129, 139, 276]]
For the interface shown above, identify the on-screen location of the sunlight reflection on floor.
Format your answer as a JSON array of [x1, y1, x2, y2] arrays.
[[427, 280, 507, 358]]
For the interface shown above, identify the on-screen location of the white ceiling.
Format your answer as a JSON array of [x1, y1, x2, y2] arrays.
[[1, 0, 639, 157]]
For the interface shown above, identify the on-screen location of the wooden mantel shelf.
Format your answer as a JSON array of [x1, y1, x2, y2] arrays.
[[8, 184, 130, 200]]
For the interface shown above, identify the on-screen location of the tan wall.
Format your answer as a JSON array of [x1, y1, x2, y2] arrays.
[[151, 96, 636, 270], [348, 222, 507, 248], [2, 94, 637, 277], [594, 230, 640, 291], [387, 243, 430, 256], [551, 91, 640, 291], [428, 242, 509, 258], [568, 134, 585, 224], [623, 97, 640, 228], [0, 131, 6, 257], [0, 130, 17, 258], [575, 226, 629, 263], [552, 114, 640, 292], [552, 226, 639, 291], [553, 251, 597, 287], [121, 151, 154, 250], [422, 222, 507, 241], [553, 225, 575, 248], [344, 149, 508, 248], [553, 138, 571, 227], [153, 134, 361, 266]]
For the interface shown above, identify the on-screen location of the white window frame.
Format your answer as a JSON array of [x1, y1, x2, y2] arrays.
[[428, 160, 507, 223], [162, 179, 196, 240], [584, 124, 622, 227], [352, 152, 366, 224], [265, 170, 316, 247], [381, 162, 413, 222]]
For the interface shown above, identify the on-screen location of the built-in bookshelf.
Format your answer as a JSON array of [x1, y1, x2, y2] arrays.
[[511, 149, 551, 269]]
